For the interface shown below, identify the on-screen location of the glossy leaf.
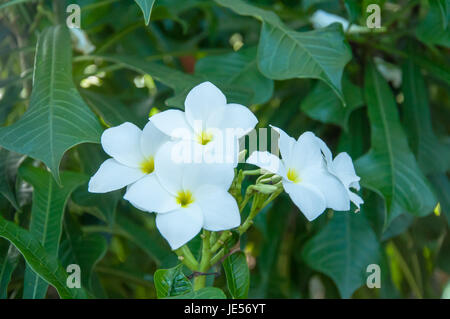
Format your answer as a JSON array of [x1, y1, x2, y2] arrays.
[[402, 59, 450, 175], [223, 251, 250, 299], [154, 264, 192, 298], [135, 0, 156, 25], [302, 213, 380, 298], [0, 149, 22, 210], [0, 240, 20, 299], [165, 286, 226, 299], [21, 166, 87, 299], [416, 0, 450, 48], [355, 64, 437, 225], [195, 47, 274, 104], [0, 26, 102, 183], [215, 0, 352, 102], [0, 216, 86, 299]]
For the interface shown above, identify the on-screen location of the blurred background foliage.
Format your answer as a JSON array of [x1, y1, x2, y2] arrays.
[[0, 0, 449, 299]]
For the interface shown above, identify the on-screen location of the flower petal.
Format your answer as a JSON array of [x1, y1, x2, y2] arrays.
[[283, 181, 326, 221], [270, 125, 296, 163], [154, 141, 185, 195], [155, 203, 203, 250], [101, 122, 145, 167], [289, 131, 323, 171], [140, 121, 170, 159], [124, 174, 178, 213], [182, 161, 235, 192], [195, 185, 240, 231], [185, 82, 227, 129], [247, 151, 285, 176], [210, 103, 258, 137], [88, 158, 145, 193], [330, 152, 360, 188], [302, 168, 350, 211], [349, 191, 364, 209], [150, 109, 193, 140]]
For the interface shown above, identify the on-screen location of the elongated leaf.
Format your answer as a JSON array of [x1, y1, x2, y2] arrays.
[[215, 0, 352, 102], [166, 286, 226, 299], [135, 0, 156, 25], [223, 251, 249, 299], [0, 216, 86, 299], [0, 240, 20, 299], [21, 166, 87, 299], [0, 26, 102, 183], [416, 0, 450, 48], [402, 59, 450, 175], [59, 215, 107, 293], [302, 213, 380, 298], [195, 47, 273, 104], [355, 64, 436, 226], [0, 148, 22, 210], [154, 264, 192, 298], [301, 76, 364, 130]]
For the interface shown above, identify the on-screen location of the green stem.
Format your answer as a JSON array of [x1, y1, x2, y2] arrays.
[[194, 230, 211, 290], [174, 245, 199, 271]]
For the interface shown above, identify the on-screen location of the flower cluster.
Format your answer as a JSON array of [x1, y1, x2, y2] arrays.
[[89, 81, 362, 249]]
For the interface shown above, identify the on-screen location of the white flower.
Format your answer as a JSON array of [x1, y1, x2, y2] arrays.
[[70, 28, 95, 55], [124, 141, 240, 249], [150, 81, 257, 165], [374, 57, 402, 88], [247, 126, 349, 221], [310, 10, 369, 34], [88, 121, 168, 193], [315, 139, 364, 210]]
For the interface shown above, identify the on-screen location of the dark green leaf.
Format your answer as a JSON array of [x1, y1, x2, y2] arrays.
[[20, 166, 87, 299], [355, 64, 436, 226], [154, 264, 192, 298], [302, 213, 380, 298], [135, 0, 156, 25], [0, 239, 20, 299], [165, 286, 226, 299], [0, 216, 87, 299], [0, 26, 102, 183], [223, 251, 249, 299], [416, 0, 450, 48]]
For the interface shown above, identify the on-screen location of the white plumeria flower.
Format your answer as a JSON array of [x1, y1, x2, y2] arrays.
[[124, 141, 240, 250], [70, 28, 96, 55], [374, 57, 402, 88], [310, 10, 369, 33], [150, 81, 257, 165], [247, 126, 349, 221], [315, 139, 364, 210], [88, 121, 168, 193]]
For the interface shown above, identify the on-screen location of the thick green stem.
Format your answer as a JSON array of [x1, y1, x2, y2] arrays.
[[174, 245, 199, 271], [193, 230, 211, 290]]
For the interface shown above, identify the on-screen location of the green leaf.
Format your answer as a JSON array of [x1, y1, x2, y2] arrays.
[[0, 149, 22, 210], [215, 0, 352, 103], [222, 251, 249, 299], [402, 58, 450, 175], [429, 174, 450, 226], [0, 26, 102, 183], [301, 76, 364, 130], [20, 166, 88, 299], [416, 0, 450, 48], [355, 64, 437, 226], [0, 216, 87, 299], [165, 286, 226, 299], [0, 240, 20, 299], [302, 213, 380, 298], [135, 0, 156, 25], [154, 264, 192, 298], [59, 215, 107, 293], [83, 55, 254, 107], [195, 47, 273, 104]]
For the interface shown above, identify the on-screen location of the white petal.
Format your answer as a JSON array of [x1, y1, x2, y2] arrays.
[[330, 152, 360, 188], [283, 181, 326, 221], [154, 141, 185, 195], [247, 151, 285, 176], [289, 131, 323, 171], [210, 103, 258, 137], [88, 158, 145, 193], [182, 161, 235, 192], [140, 121, 170, 159], [101, 122, 145, 167], [315, 136, 333, 166], [185, 82, 227, 129], [155, 203, 203, 250], [270, 125, 296, 162], [302, 168, 350, 211], [124, 174, 178, 213], [349, 191, 364, 209], [195, 185, 240, 231], [150, 109, 193, 140]]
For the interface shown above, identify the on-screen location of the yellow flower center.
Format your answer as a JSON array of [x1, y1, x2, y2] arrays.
[[287, 168, 301, 183], [176, 190, 194, 208], [140, 157, 155, 174], [196, 130, 214, 145]]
